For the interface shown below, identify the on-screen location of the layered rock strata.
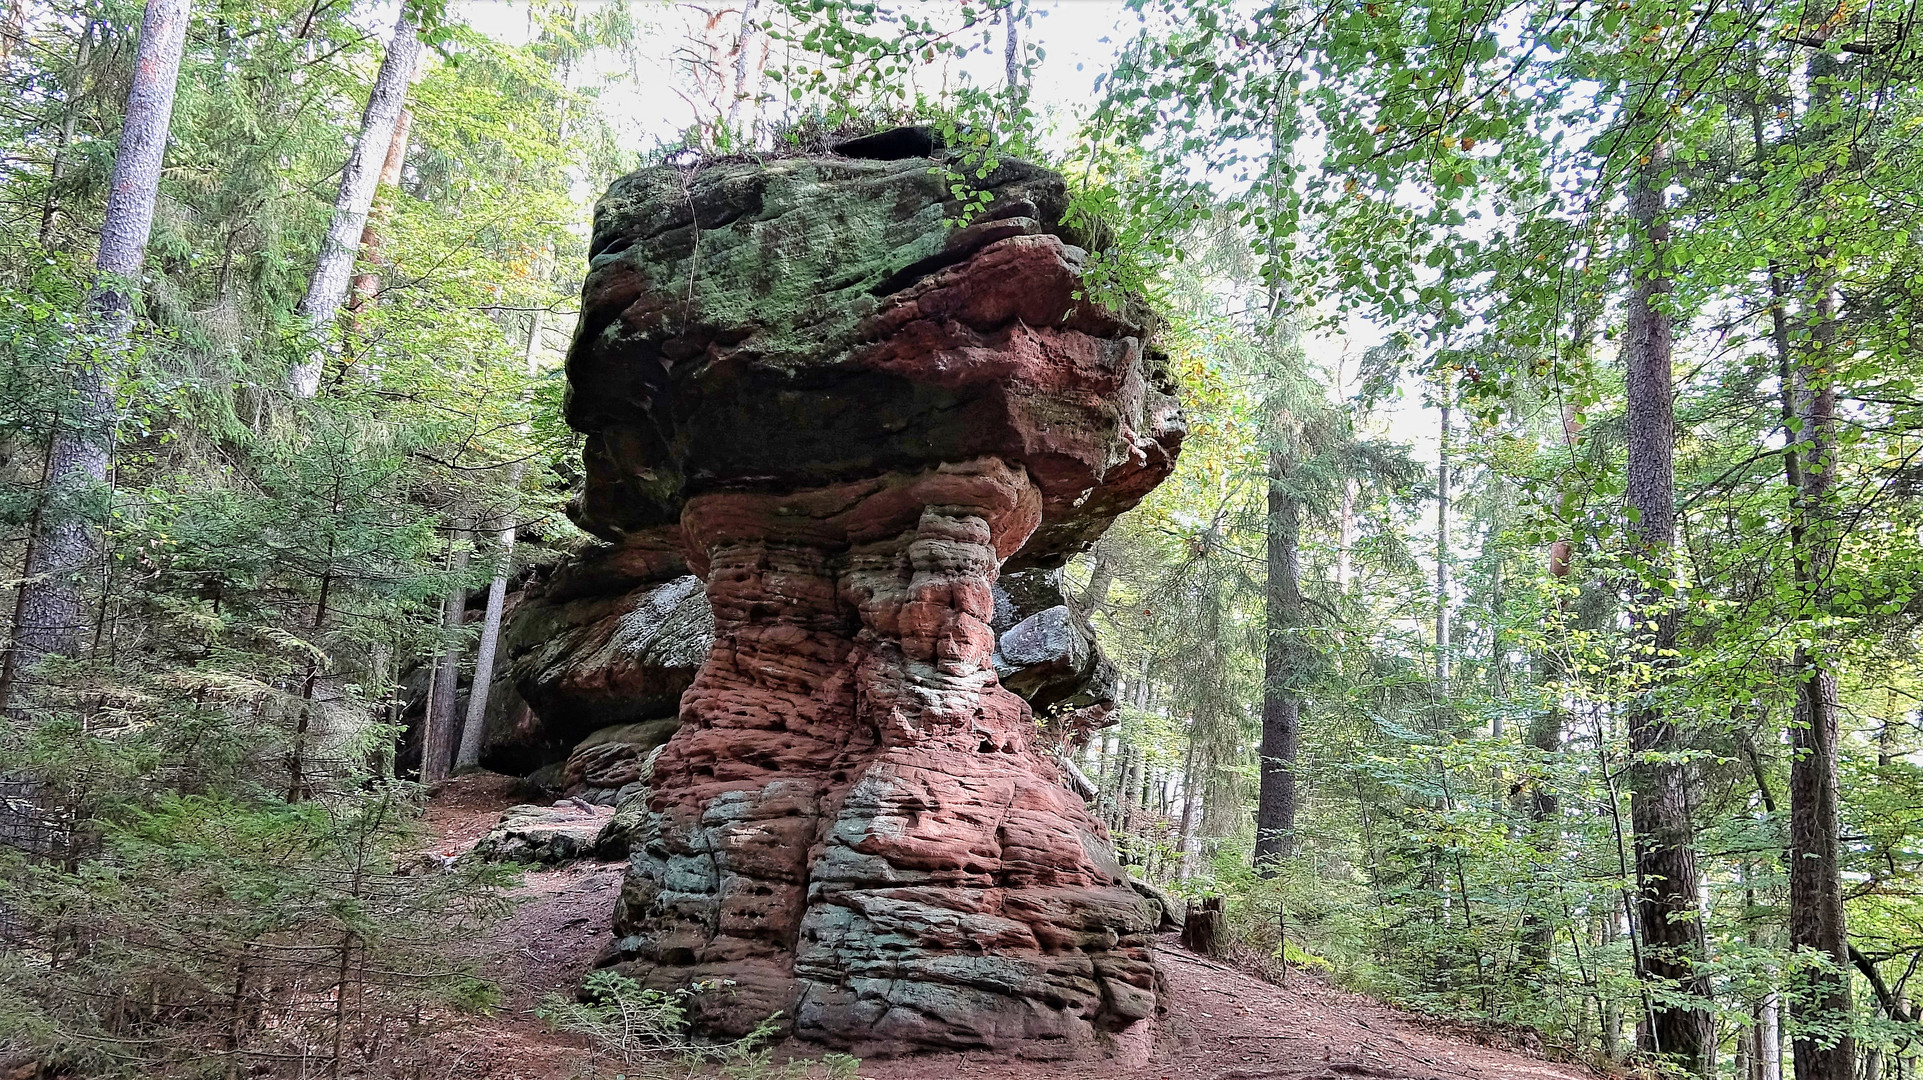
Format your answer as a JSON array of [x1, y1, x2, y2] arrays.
[[478, 533, 712, 779], [564, 137, 1183, 1059]]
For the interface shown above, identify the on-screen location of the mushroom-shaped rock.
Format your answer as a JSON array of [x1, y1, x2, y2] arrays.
[[567, 136, 1183, 1060]]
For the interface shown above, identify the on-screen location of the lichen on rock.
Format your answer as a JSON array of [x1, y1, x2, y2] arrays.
[[559, 131, 1184, 1060]]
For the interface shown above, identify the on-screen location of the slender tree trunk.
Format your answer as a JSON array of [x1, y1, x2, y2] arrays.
[[1336, 478, 1356, 592], [38, 24, 93, 246], [1760, 990, 1783, 1080], [1255, 453, 1301, 872], [1002, 2, 1020, 91], [453, 304, 545, 768], [345, 106, 412, 332], [1521, 402, 1584, 970], [454, 520, 512, 770], [1621, 138, 1712, 1076], [1175, 729, 1198, 879], [1435, 378, 1452, 695], [420, 529, 469, 786], [1603, 900, 1624, 1060], [290, 6, 419, 397], [1, 0, 189, 707], [1078, 542, 1115, 614], [724, 0, 763, 141], [1784, 51, 1855, 1080], [0, 0, 24, 61], [1488, 500, 1506, 734], [1518, 461, 1572, 971]]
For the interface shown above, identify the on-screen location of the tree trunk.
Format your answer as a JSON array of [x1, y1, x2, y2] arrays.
[[1175, 730, 1198, 879], [38, 24, 93, 246], [1520, 404, 1581, 971], [1336, 477, 1356, 592], [1488, 510, 1505, 733], [1182, 896, 1225, 957], [420, 529, 469, 786], [453, 521, 512, 770], [451, 305, 545, 770], [1602, 900, 1624, 1060], [2, 0, 189, 705], [1078, 543, 1115, 614], [1621, 138, 1712, 1076], [345, 106, 413, 333], [290, 6, 419, 397], [1759, 990, 1783, 1080], [1435, 377, 1452, 695], [1255, 452, 1301, 872], [0, 0, 24, 61], [1002, 2, 1020, 91], [1784, 51, 1855, 1080], [724, 0, 764, 142]]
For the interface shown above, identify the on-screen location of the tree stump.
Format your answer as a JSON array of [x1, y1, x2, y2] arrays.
[[1182, 895, 1226, 958]]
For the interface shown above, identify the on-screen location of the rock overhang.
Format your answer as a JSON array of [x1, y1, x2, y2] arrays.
[[562, 143, 1184, 572]]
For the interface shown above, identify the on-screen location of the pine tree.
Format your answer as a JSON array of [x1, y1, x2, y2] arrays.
[[290, 5, 420, 398]]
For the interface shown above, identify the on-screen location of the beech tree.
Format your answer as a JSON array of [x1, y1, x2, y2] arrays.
[[1782, 51, 1856, 1080]]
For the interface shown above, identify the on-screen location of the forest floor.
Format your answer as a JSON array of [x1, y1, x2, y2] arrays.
[[420, 773, 1601, 1080]]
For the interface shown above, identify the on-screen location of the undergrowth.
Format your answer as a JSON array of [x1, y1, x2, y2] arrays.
[[538, 970, 867, 1079]]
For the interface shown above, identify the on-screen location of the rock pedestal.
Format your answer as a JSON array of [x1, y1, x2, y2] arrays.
[[565, 134, 1183, 1059]]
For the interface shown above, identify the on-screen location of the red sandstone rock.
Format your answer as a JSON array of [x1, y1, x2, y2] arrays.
[[569, 137, 1183, 1059]]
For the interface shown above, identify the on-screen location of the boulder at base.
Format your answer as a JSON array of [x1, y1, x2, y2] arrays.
[[470, 801, 616, 865]]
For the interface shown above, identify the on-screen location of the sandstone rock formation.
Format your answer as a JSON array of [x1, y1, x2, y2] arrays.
[[563, 134, 1183, 1059], [478, 534, 711, 778], [470, 800, 615, 864]]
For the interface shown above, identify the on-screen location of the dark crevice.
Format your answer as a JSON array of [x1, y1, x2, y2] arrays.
[[589, 233, 634, 261], [832, 125, 944, 161]]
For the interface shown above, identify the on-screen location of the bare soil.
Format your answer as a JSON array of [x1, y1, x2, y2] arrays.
[[419, 774, 1603, 1080]]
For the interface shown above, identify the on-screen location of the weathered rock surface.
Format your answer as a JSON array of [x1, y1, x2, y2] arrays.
[[471, 801, 616, 864], [566, 136, 1184, 1059], [479, 534, 712, 775], [560, 718, 680, 799], [593, 769, 659, 860], [1128, 876, 1187, 932], [991, 567, 1116, 722]]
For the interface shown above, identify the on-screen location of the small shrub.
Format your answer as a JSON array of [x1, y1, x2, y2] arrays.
[[821, 1051, 863, 1079], [536, 970, 779, 1069]]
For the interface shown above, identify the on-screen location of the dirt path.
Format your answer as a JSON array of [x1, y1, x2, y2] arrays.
[[422, 776, 1599, 1080], [421, 773, 611, 1079]]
